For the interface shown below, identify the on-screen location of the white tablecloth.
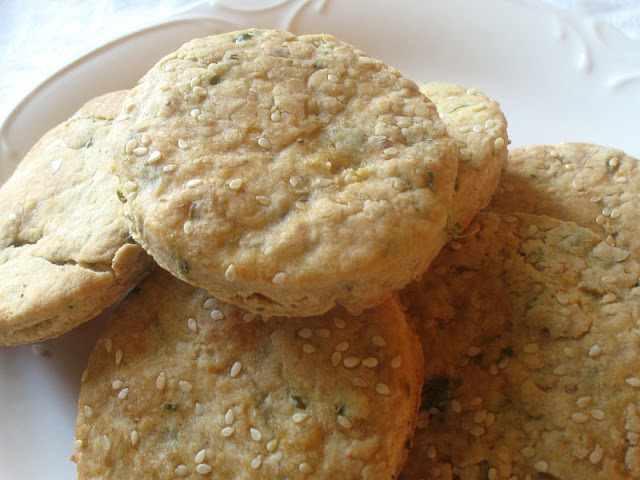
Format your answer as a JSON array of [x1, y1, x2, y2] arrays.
[[0, 0, 638, 126]]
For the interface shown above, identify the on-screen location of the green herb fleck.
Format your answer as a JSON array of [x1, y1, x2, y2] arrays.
[[447, 103, 470, 114], [235, 32, 253, 42], [426, 170, 436, 191], [177, 258, 189, 276], [84, 135, 94, 148], [164, 403, 180, 411]]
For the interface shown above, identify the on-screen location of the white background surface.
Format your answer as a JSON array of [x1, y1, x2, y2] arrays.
[[0, 1, 639, 479]]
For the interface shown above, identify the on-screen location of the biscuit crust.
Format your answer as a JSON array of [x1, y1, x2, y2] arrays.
[[0, 91, 151, 345], [75, 269, 423, 480], [113, 29, 457, 317]]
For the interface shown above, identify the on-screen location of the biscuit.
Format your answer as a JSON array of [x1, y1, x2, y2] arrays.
[[0, 91, 151, 346], [490, 143, 640, 254], [112, 29, 458, 317], [419, 82, 508, 230], [399, 212, 640, 479], [74, 269, 423, 480]]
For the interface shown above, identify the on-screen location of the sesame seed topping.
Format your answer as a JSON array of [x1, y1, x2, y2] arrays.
[[337, 415, 352, 429], [179, 381, 193, 393], [372, 336, 386, 347], [156, 372, 166, 390], [221, 427, 234, 437], [458, 125, 471, 133], [250, 427, 262, 442], [190, 108, 201, 118], [105, 338, 113, 353], [391, 355, 402, 369], [195, 402, 204, 415], [427, 445, 437, 459], [362, 357, 379, 368], [84, 405, 93, 418], [472, 124, 483, 133], [255, 195, 271, 206], [225, 264, 237, 281], [272, 272, 287, 284], [335, 341, 349, 352], [299, 463, 314, 474], [470, 396, 483, 406], [74, 439, 83, 450], [331, 351, 342, 367], [251, 455, 263, 469], [376, 383, 391, 396], [615, 176, 628, 183], [333, 317, 346, 329], [193, 86, 208, 97], [140, 133, 151, 146], [470, 426, 485, 437], [591, 409, 605, 420], [571, 412, 590, 424], [133, 146, 149, 157], [589, 444, 604, 464], [196, 463, 212, 475], [111, 380, 123, 389], [302, 343, 317, 354], [467, 346, 482, 357], [195, 449, 207, 463], [488, 467, 498, 480], [270, 110, 282, 122], [315, 328, 330, 338], [115, 349, 123, 365], [292, 412, 309, 423], [125, 139, 137, 154], [102, 435, 111, 450], [163, 164, 176, 173], [118, 388, 130, 400], [210, 309, 224, 320], [298, 328, 312, 339], [258, 137, 271, 149], [589, 345, 602, 357], [485, 412, 496, 426], [489, 364, 498, 375], [451, 400, 462, 413], [343, 356, 361, 368], [230, 361, 242, 378], [187, 317, 198, 332], [327, 73, 338, 82], [187, 179, 203, 188], [51, 158, 63, 173], [553, 366, 567, 376], [228, 178, 244, 190], [473, 409, 488, 423], [266, 439, 279, 452], [523, 343, 539, 353], [243, 313, 256, 323], [225, 409, 235, 425], [534, 460, 549, 472], [81, 369, 89, 383], [610, 208, 622, 219], [576, 396, 592, 408], [520, 446, 536, 457], [626, 377, 640, 387], [131, 430, 139, 446], [352, 377, 368, 388], [174, 465, 188, 476], [178, 138, 189, 149]]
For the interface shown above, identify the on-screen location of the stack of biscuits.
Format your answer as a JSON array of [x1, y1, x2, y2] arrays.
[[0, 29, 638, 480]]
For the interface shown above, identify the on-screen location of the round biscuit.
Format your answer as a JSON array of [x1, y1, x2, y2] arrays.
[[113, 29, 457, 317], [74, 269, 424, 480], [399, 212, 640, 479], [0, 91, 152, 345]]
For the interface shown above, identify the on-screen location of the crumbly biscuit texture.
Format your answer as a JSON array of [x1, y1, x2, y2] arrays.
[[490, 142, 640, 255], [420, 82, 508, 230], [75, 269, 423, 480], [0, 91, 151, 345], [399, 212, 640, 480], [113, 29, 457, 317]]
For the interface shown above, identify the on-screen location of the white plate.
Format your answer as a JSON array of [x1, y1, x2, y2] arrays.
[[1, 1, 639, 478]]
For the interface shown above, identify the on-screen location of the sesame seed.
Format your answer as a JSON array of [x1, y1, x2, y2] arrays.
[[178, 139, 189, 149], [589, 444, 604, 464], [315, 328, 330, 338], [133, 146, 149, 157], [327, 73, 338, 82], [362, 357, 379, 368], [470, 426, 485, 437], [467, 346, 482, 357], [384, 147, 399, 156], [225, 264, 237, 281], [563, 347, 576, 358], [179, 381, 193, 393], [352, 377, 368, 388], [102, 435, 111, 450], [427, 445, 437, 459], [372, 336, 386, 347], [105, 338, 113, 353], [74, 439, 83, 450], [221, 427, 234, 437], [50, 158, 63, 173], [125, 139, 137, 154], [473, 409, 488, 423], [256, 195, 271, 206], [195, 402, 204, 415], [343, 356, 360, 368], [187, 317, 198, 332], [472, 103, 487, 112], [523, 343, 539, 353], [190, 108, 201, 118], [615, 176, 628, 183], [111, 380, 123, 390], [303, 343, 317, 354], [163, 164, 176, 172], [472, 124, 483, 133], [335, 341, 349, 352], [156, 372, 166, 390], [470, 396, 483, 407], [272, 272, 287, 284], [195, 449, 207, 463], [270, 110, 282, 122], [610, 208, 622, 219], [534, 460, 549, 472], [266, 439, 279, 452], [485, 412, 496, 426], [299, 463, 314, 474], [118, 388, 130, 400], [376, 383, 391, 396], [458, 125, 471, 133], [210, 309, 224, 320], [331, 351, 342, 367], [451, 400, 462, 413], [83, 405, 93, 418], [488, 467, 498, 480], [228, 178, 244, 190], [174, 465, 188, 476], [243, 313, 256, 323], [193, 86, 208, 97], [140, 133, 151, 146], [251, 455, 263, 469], [589, 345, 602, 357], [337, 415, 352, 429], [115, 349, 123, 365], [626, 377, 640, 387], [297, 328, 313, 339], [258, 137, 271, 149], [608, 157, 619, 168], [196, 463, 212, 475], [489, 364, 498, 375], [391, 355, 402, 369], [131, 430, 139, 446], [576, 396, 592, 408], [595, 214, 606, 225], [333, 317, 346, 329], [230, 361, 242, 378], [571, 412, 590, 424], [553, 366, 567, 376], [293, 412, 309, 423], [187, 179, 203, 188], [250, 428, 262, 442], [521, 446, 536, 457], [591, 409, 605, 420], [223, 409, 234, 425]]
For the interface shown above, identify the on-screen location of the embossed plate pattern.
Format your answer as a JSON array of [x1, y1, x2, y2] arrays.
[[0, 0, 639, 478]]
